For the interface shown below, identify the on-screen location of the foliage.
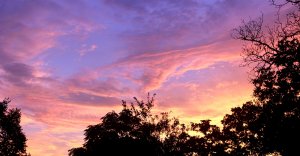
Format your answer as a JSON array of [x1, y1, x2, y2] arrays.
[[228, 0, 300, 155], [69, 94, 228, 156], [0, 98, 28, 156], [69, 94, 168, 155], [222, 102, 263, 155]]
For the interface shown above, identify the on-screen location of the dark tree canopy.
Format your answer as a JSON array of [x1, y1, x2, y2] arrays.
[[68, 94, 228, 156], [227, 0, 300, 155], [0, 98, 28, 156], [69, 95, 169, 156], [221, 102, 263, 155]]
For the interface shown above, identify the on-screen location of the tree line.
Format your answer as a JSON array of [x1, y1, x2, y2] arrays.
[[1, 0, 299, 155]]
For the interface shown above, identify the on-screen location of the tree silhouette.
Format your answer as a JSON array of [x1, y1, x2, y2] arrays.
[[0, 98, 28, 156], [222, 102, 263, 155], [189, 120, 227, 156], [227, 1, 300, 155], [69, 94, 172, 156], [69, 94, 228, 156]]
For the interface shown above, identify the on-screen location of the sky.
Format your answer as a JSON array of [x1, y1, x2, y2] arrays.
[[0, 0, 286, 155]]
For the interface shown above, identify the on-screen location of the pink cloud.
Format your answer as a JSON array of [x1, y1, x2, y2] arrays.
[[0, 37, 252, 155], [0, 47, 251, 156], [95, 39, 242, 92], [153, 61, 253, 125]]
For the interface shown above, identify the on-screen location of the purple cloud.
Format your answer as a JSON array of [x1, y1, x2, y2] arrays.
[[60, 92, 120, 106], [1, 63, 34, 86]]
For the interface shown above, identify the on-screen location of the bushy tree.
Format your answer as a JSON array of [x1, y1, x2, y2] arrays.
[[224, 0, 300, 155], [69, 94, 227, 156], [69, 94, 175, 156], [222, 102, 263, 155], [0, 98, 27, 156]]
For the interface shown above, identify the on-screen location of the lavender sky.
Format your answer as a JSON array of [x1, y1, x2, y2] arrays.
[[0, 0, 285, 155]]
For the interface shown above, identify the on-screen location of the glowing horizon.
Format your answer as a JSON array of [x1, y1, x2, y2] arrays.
[[0, 0, 285, 155]]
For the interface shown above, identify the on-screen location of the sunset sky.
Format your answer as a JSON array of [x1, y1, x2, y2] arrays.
[[0, 0, 287, 155]]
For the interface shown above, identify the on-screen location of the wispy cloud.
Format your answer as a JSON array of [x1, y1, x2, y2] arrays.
[[79, 44, 97, 56]]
